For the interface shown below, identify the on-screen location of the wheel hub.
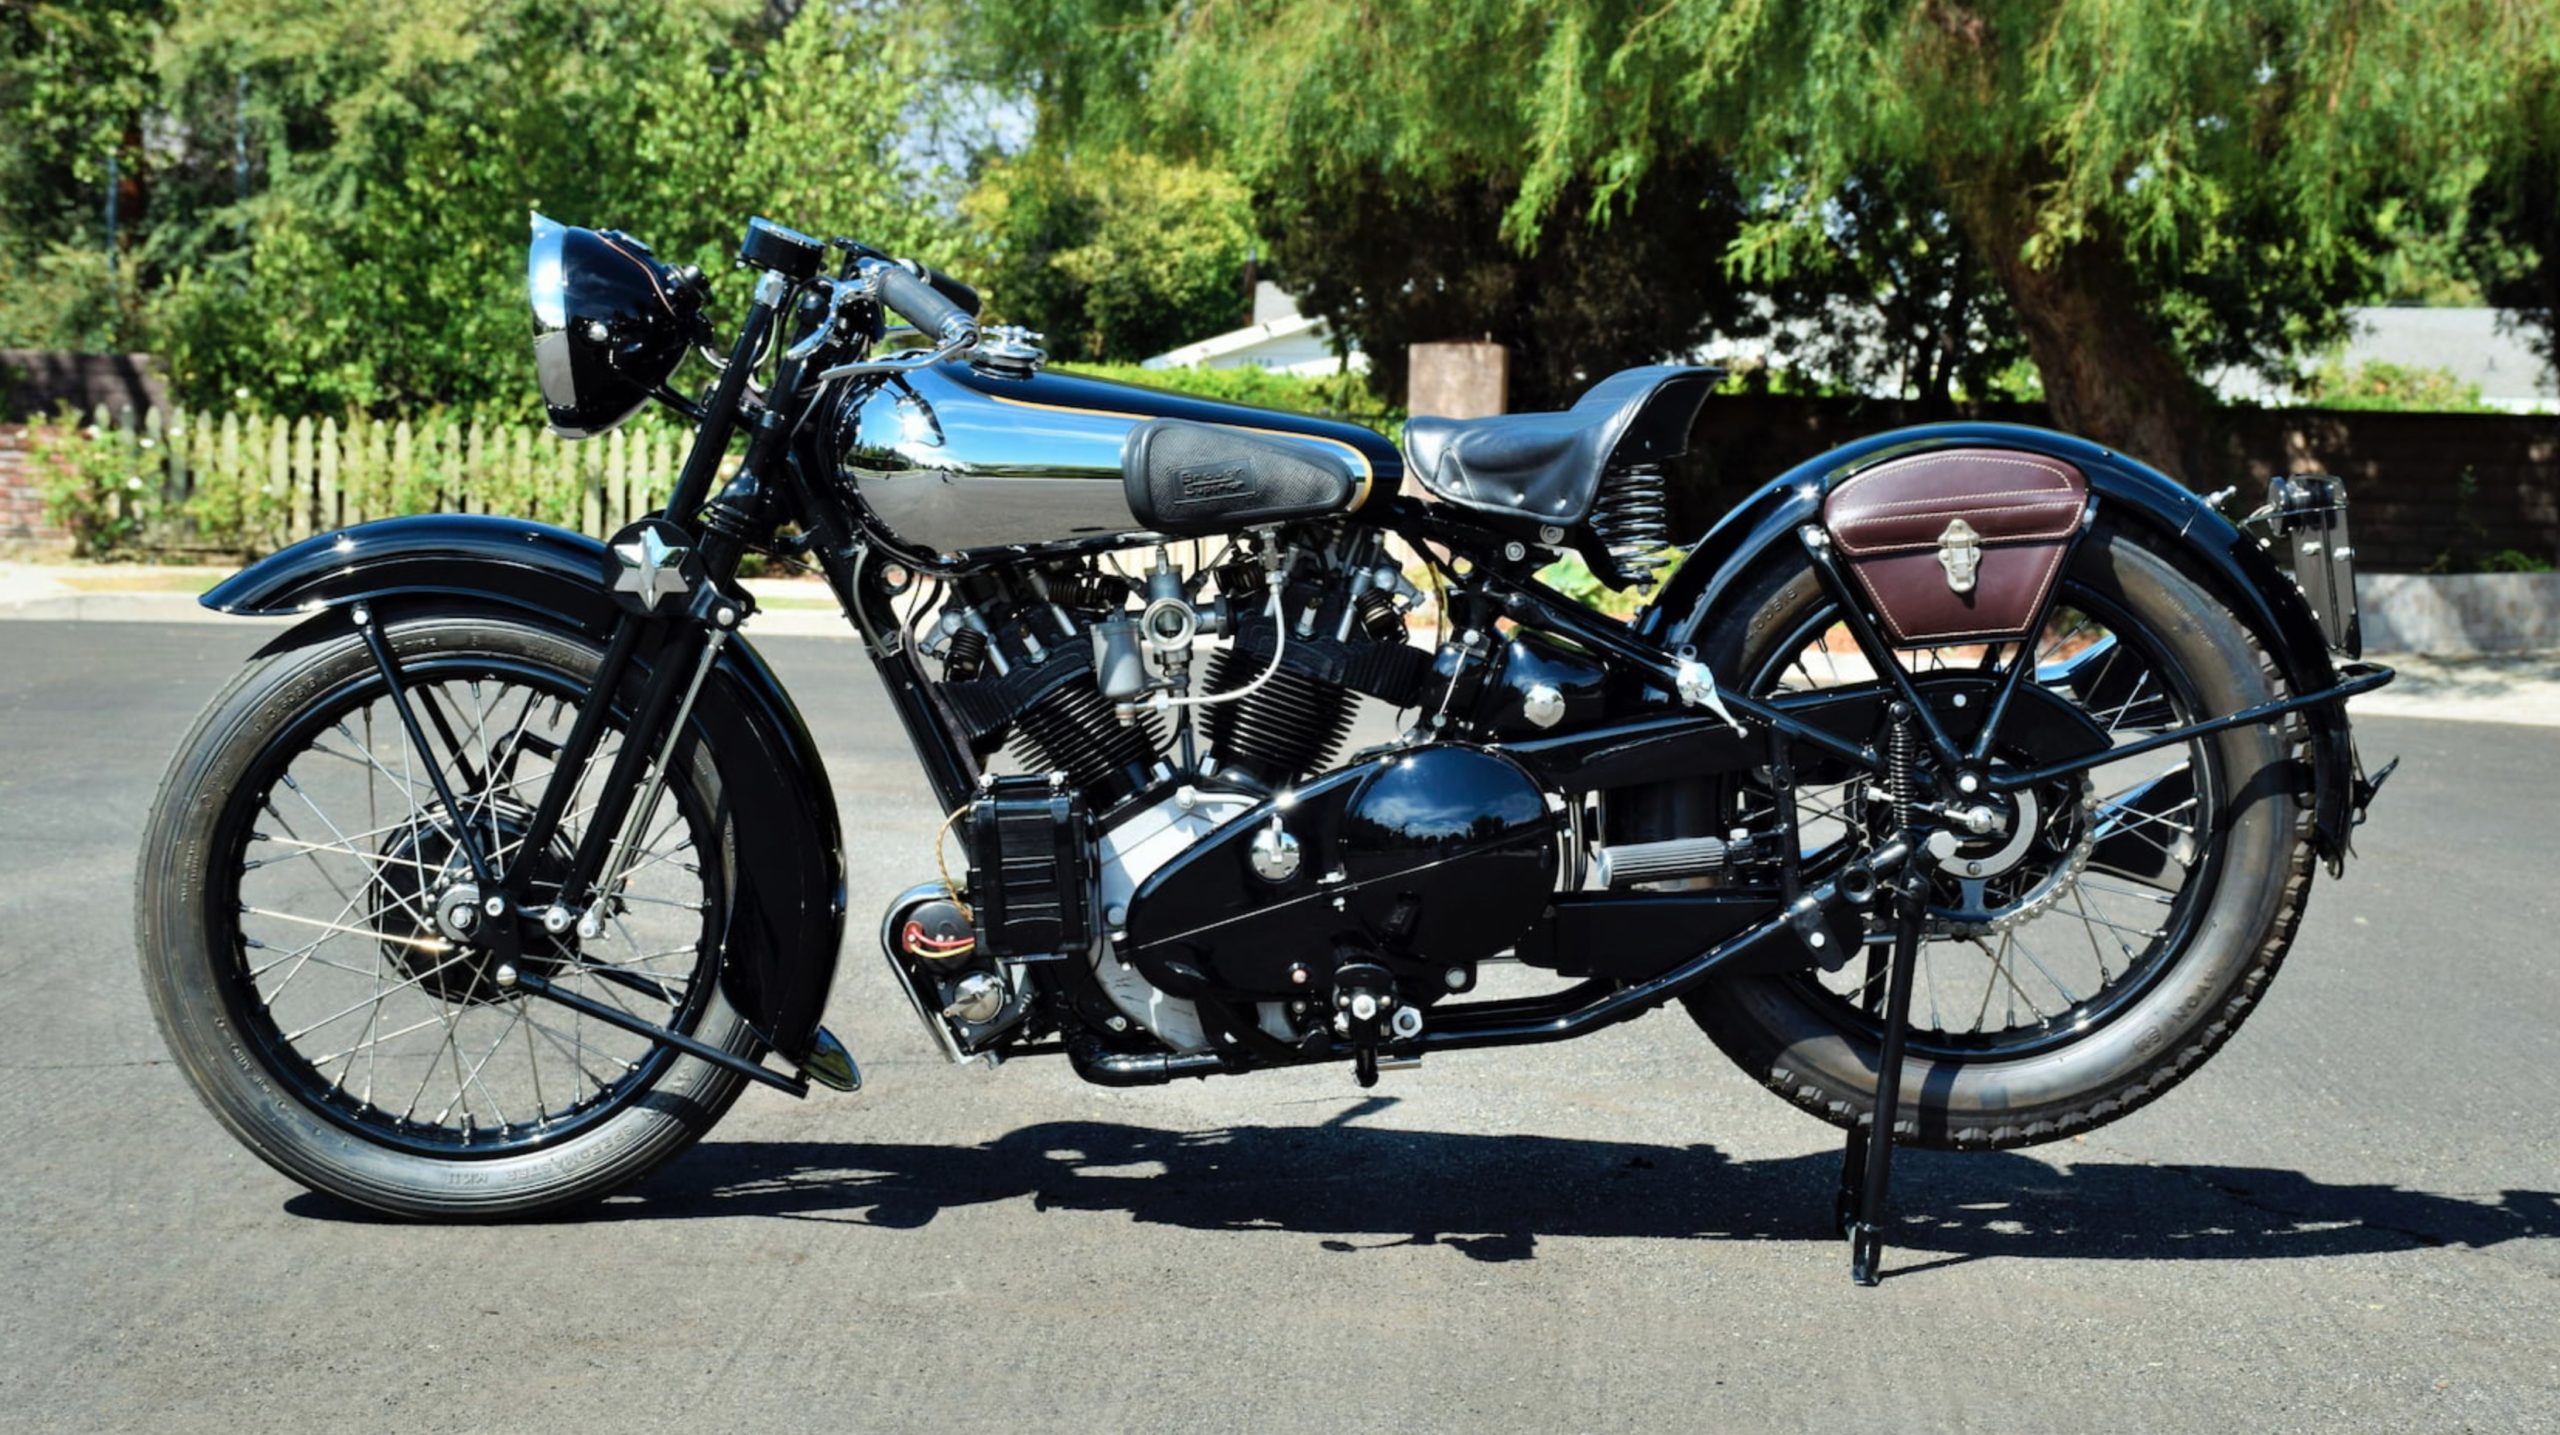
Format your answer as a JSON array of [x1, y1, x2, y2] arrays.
[[1927, 788, 2039, 878], [431, 882, 485, 944], [369, 806, 570, 1005], [1927, 775, 2097, 935]]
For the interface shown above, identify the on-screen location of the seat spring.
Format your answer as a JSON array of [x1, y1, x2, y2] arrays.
[[1591, 465, 1672, 590]]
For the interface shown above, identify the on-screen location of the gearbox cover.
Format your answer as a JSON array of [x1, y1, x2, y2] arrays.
[[1120, 746, 1557, 998]]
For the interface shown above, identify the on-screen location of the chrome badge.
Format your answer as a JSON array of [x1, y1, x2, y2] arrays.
[[612, 525, 694, 610]]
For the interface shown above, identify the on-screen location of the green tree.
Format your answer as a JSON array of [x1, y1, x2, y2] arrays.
[[2475, 58, 2559, 369], [1247, 153, 1767, 412], [0, 0, 165, 349], [2297, 357, 2497, 413], [976, 0, 2548, 481], [962, 145, 1256, 361], [84, 0, 966, 414]]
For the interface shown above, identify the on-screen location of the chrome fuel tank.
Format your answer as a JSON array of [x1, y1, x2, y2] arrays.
[[832, 361, 1402, 558]]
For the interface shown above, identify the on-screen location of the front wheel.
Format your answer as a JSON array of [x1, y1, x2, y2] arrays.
[[1655, 527, 2317, 1149], [135, 613, 755, 1216]]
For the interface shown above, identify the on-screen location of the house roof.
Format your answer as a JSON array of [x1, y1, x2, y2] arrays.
[[1142, 283, 1369, 379]]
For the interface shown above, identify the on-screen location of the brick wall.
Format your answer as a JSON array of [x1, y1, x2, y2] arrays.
[[2221, 409, 2560, 571], [1677, 397, 2560, 573], [0, 424, 63, 545]]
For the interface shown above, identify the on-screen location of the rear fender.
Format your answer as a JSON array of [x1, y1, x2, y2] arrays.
[[204, 514, 848, 1064], [1637, 422, 2359, 860]]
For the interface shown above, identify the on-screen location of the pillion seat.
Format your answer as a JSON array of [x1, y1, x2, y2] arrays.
[[1400, 365, 1721, 526]]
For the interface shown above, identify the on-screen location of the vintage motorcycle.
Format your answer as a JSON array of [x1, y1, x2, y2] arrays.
[[137, 214, 2394, 1281]]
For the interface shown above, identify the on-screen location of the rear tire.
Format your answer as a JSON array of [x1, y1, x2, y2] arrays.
[[135, 613, 754, 1217], [1665, 528, 2317, 1149]]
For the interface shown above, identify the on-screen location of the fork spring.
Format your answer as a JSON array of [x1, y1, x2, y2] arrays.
[[1887, 708, 1917, 836]]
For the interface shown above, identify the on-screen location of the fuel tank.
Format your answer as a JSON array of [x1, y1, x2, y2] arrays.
[[832, 360, 1403, 558]]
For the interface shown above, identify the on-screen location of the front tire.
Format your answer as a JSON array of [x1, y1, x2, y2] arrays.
[[1662, 527, 2317, 1149], [135, 613, 755, 1217]]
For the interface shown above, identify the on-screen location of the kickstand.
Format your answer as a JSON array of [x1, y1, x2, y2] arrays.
[[1843, 867, 1926, 1286]]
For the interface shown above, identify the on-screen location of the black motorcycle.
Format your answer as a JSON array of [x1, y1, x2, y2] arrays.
[[137, 215, 2394, 1282]]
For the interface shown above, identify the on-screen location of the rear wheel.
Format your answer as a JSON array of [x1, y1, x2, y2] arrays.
[[1661, 527, 2316, 1148], [136, 614, 754, 1216]]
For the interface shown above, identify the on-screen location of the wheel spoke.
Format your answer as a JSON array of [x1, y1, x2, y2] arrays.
[[435, 1003, 526, 1129], [222, 667, 721, 1151], [2007, 930, 2082, 1007]]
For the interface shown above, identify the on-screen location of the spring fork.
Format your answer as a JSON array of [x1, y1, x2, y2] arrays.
[[576, 629, 729, 939]]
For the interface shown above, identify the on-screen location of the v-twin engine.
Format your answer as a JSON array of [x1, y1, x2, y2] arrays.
[[879, 524, 1576, 1059]]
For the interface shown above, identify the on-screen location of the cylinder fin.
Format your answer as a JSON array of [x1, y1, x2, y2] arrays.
[[1010, 683, 1162, 804], [1201, 649, 1357, 788]]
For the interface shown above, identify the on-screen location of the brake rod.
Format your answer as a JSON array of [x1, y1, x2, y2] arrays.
[[1987, 662, 2396, 790], [497, 965, 808, 1097]]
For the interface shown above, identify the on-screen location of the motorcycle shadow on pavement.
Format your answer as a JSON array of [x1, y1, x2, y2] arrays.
[[289, 1097, 2560, 1275]]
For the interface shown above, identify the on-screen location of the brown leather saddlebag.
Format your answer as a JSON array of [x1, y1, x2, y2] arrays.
[[1822, 447, 2088, 645]]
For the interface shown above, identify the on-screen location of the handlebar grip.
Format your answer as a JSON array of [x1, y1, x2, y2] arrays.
[[875, 262, 978, 344], [918, 264, 981, 319]]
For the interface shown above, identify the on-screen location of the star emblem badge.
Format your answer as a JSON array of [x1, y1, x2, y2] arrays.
[[611, 526, 693, 610]]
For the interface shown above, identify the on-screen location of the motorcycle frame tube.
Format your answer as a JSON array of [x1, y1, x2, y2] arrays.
[[783, 447, 985, 814], [199, 513, 849, 1065], [1073, 869, 1858, 1086]]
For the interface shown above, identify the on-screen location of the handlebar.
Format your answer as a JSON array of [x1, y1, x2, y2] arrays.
[[915, 263, 981, 320], [873, 260, 980, 346]]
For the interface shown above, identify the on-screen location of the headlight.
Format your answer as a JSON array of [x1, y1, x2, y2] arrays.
[[527, 213, 570, 333], [525, 213, 697, 438]]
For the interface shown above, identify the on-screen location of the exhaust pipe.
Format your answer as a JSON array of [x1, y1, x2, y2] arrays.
[[1064, 1030, 1230, 1086]]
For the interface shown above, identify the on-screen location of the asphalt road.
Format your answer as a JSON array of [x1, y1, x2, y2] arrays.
[[3, 619, 2556, 1434]]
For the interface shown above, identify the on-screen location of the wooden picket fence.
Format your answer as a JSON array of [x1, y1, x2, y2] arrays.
[[52, 403, 690, 557]]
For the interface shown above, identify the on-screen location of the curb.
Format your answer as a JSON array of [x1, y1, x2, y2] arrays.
[[2359, 572, 2560, 655], [6, 568, 2554, 726]]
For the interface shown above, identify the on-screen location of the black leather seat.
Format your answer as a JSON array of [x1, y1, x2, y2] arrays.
[[1401, 365, 1720, 525]]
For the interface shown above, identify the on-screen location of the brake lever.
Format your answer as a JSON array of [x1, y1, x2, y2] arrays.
[[808, 329, 979, 386]]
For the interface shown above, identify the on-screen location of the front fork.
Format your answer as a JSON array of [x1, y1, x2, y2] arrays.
[[338, 270, 850, 1095]]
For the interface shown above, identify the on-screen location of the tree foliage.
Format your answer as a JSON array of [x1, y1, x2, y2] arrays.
[[1252, 154, 1743, 413], [0, 0, 165, 349], [962, 145, 1257, 362], [4, 0, 977, 415], [2475, 56, 2560, 370], [975, 0, 2556, 479], [149, 0, 974, 415]]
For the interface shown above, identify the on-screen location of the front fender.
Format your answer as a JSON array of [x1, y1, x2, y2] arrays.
[[204, 515, 848, 1065], [1638, 421, 2359, 860]]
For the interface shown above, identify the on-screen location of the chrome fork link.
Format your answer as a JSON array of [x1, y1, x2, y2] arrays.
[[580, 628, 728, 939]]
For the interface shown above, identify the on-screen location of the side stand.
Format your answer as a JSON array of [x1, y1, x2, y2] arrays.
[[1838, 863, 1927, 1286]]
